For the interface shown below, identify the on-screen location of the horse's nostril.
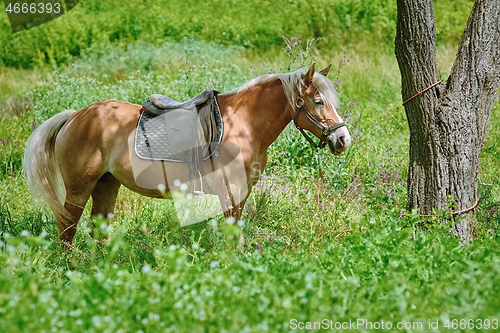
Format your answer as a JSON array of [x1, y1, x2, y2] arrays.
[[338, 135, 346, 146]]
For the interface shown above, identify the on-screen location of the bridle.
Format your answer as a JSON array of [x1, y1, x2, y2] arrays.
[[293, 98, 346, 149]]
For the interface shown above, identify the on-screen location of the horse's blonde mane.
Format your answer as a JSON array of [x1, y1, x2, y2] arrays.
[[222, 69, 339, 110]]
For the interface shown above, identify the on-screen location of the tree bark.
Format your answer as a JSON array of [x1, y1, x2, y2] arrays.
[[395, 0, 500, 241]]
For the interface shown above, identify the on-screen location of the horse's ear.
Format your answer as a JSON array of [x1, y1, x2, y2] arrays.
[[304, 62, 316, 85], [319, 64, 332, 77]]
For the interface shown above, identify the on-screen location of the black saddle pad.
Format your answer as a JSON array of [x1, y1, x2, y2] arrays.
[[134, 91, 223, 162]]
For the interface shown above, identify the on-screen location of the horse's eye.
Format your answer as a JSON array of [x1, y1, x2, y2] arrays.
[[315, 99, 324, 105]]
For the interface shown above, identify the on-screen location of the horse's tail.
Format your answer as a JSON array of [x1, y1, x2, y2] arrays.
[[23, 110, 77, 221]]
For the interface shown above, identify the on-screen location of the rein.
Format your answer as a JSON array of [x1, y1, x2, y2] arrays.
[[293, 99, 346, 149]]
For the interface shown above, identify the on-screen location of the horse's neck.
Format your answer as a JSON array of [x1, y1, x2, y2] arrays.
[[218, 80, 292, 154]]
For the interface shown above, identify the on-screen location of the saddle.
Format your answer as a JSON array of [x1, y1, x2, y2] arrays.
[[142, 90, 217, 115], [135, 89, 224, 193]]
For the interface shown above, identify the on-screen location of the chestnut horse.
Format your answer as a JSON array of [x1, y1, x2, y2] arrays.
[[23, 63, 351, 249]]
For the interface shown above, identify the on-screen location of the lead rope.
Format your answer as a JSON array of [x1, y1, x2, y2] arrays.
[[402, 80, 442, 105], [315, 151, 325, 207]]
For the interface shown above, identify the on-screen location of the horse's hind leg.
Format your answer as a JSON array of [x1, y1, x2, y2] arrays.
[[90, 173, 121, 236], [58, 174, 110, 249], [58, 190, 93, 250]]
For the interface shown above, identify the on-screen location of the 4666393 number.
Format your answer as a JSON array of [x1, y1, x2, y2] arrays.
[[444, 319, 498, 330], [5, 2, 61, 14]]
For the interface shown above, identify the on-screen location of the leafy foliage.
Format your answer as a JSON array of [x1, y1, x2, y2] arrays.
[[0, 0, 473, 68]]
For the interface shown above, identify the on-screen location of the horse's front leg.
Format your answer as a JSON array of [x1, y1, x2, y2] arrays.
[[233, 193, 251, 252], [218, 182, 247, 252], [216, 152, 266, 252]]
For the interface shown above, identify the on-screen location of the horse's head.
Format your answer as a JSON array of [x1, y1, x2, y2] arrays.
[[294, 63, 351, 155]]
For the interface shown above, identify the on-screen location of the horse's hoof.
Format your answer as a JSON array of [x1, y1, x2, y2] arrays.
[[238, 236, 245, 253], [61, 240, 75, 252]]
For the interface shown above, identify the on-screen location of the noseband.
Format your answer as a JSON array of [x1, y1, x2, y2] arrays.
[[293, 99, 346, 149]]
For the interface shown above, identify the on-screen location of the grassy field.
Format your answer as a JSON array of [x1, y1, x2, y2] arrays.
[[1, 0, 500, 332]]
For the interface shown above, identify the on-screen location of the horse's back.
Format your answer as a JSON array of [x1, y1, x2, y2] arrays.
[[57, 100, 141, 141]]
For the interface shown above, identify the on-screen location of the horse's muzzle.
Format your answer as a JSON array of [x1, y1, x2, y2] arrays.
[[327, 128, 351, 155]]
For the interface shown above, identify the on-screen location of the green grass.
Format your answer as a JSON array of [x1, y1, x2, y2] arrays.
[[1, 223, 500, 332], [1, 0, 500, 331]]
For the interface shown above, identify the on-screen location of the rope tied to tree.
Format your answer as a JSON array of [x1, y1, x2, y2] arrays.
[[399, 195, 480, 218], [402, 80, 442, 105], [335, 196, 482, 239]]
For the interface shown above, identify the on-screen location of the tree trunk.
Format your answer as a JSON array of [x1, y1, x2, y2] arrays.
[[395, 0, 500, 241]]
